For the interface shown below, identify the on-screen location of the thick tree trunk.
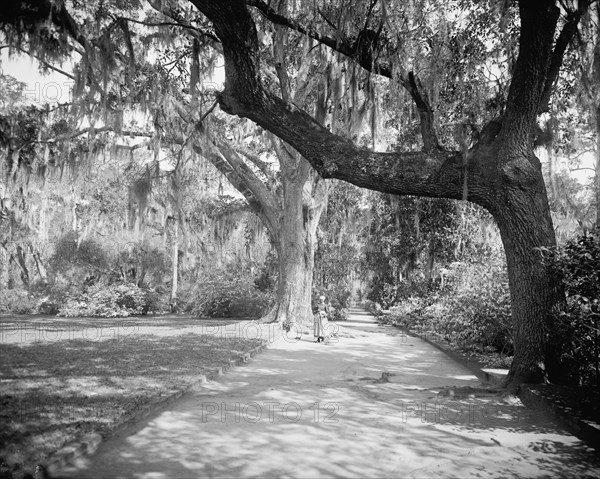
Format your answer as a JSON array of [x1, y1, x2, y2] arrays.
[[272, 238, 315, 330], [267, 177, 325, 331], [492, 174, 564, 387]]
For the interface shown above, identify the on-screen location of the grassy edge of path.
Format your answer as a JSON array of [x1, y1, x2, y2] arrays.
[[0, 316, 266, 472]]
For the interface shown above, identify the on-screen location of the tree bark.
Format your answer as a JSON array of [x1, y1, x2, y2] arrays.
[[197, 133, 327, 327], [170, 218, 179, 311], [595, 104, 600, 228], [16, 245, 30, 287], [425, 237, 435, 285], [491, 180, 562, 386], [33, 249, 48, 284], [7, 254, 16, 289], [269, 179, 321, 329]]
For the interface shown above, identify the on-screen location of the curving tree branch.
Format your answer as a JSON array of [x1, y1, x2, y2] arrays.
[[233, 146, 276, 181], [190, 0, 470, 202]]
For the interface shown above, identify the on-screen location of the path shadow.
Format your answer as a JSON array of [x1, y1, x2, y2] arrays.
[[60, 324, 600, 479]]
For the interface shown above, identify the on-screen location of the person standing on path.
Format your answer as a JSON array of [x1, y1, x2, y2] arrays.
[[314, 295, 330, 343]]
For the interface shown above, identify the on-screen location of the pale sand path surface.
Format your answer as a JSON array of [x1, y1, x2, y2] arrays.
[[58, 309, 600, 479]]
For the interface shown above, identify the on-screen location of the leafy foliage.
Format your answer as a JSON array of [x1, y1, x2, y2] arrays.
[[253, 250, 278, 293], [364, 193, 498, 308], [542, 229, 600, 389], [0, 289, 37, 314], [49, 232, 110, 286], [191, 265, 273, 318], [58, 282, 149, 318], [380, 257, 513, 364], [436, 261, 513, 355], [362, 299, 382, 316], [314, 181, 364, 319]]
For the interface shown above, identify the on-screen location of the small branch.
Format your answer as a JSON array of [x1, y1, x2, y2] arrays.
[[196, 99, 219, 127], [46, 102, 75, 113], [194, 139, 278, 240], [165, 49, 193, 73], [568, 149, 596, 163], [234, 146, 274, 180], [248, 0, 392, 77], [18, 126, 156, 152], [361, 0, 378, 35], [118, 16, 220, 43], [317, 8, 337, 31], [404, 71, 441, 151], [246, 0, 442, 152], [14, 47, 77, 80], [147, 0, 221, 47]]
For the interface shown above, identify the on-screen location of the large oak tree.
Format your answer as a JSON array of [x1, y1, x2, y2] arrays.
[[186, 0, 594, 387]]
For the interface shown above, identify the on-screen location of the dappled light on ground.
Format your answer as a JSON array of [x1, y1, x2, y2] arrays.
[[0, 318, 264, 467], [61, 311, 600, 478]]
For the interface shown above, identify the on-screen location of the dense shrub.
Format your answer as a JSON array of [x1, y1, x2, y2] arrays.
[[58, 283, 148, 317], [175, 282, 199, 313], [192, 266, 273, 318], [32, 283, 72, 315], [143, 289, 170, 314], [366, 279, 399, 309], [439, 261, 513, 354], [113, 243, 169, 288], [379, 296, 426, 328], [36, 299, 61, 315], [0, 284, 76, 315], [49, 232, 109, 286], [542, 229, 600, 389], [381, 259, 514, 359], [0, 289, 37, 314], [328, 307, 349, 322], [363, 299, 382, 316]]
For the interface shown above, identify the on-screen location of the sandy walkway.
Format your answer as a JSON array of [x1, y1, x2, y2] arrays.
[[59, 309, 600, 478]]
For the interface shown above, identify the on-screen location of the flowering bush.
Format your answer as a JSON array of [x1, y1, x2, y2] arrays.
[[58, 283, 148, 317]]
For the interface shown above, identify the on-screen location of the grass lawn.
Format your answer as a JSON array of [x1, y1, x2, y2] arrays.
[[0, 315, 265, 470]]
